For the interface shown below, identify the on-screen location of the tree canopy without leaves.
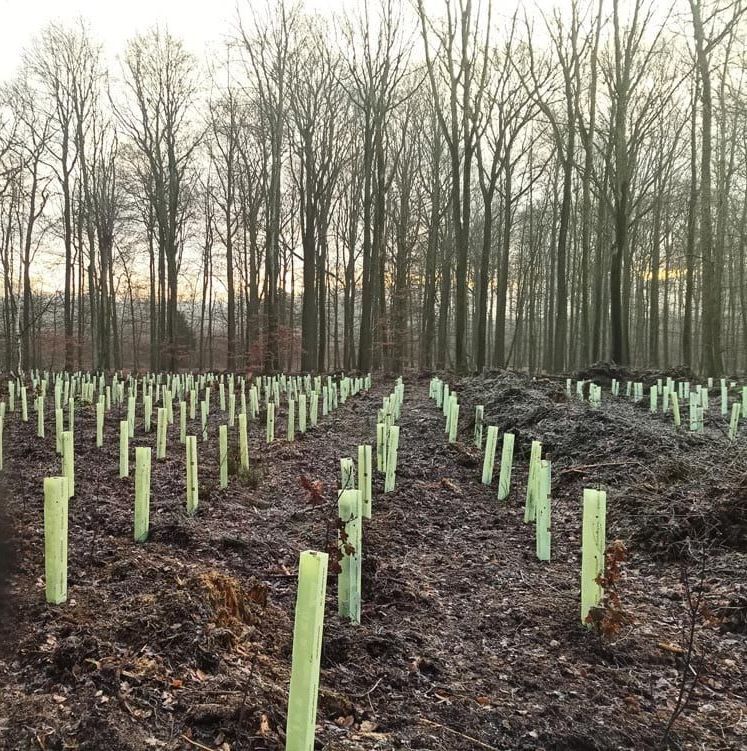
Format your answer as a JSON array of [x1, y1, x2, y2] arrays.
[[1, 0, 746, 376]]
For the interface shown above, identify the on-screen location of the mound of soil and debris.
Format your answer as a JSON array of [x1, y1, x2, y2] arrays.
[[457, 370, 747, 557], [573, 361, 699, 388], [1, 373, 745, 750]]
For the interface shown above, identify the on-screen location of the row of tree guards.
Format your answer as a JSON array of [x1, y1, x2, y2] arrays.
[[430, 377, 559, 569], [284, 373, 604, 748], [24, 369, 371, 606], [32, 370, 744, 747], [570, 375, 746, 440], [428, 371, 745, 632], [285, 378, 403, 750]]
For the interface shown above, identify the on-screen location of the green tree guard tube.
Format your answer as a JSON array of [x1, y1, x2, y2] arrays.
[[285, 550, 329, 751], [228, 393, 235, 428], [474, 406, 484, 448], [186, 435, 198, 514], [56, 408, 64, 454], [95, 400, 104, 448], [337, 489, 362, 623], [21, 386, 28, 422], [376, 423, 386, 473], [219, 425, 228, 488], [298, 394, 307, 434], [581, 488, 607, 625], [250, 386, 258, 418], [649, 385, 658, 413], [266, 401, 275, 443], [67, 397, 75, 437], [729, 403, 741, 441], [180, 401, 187, 444], [201, 400, 208, 440], [44, 476, 69, 604], [163, 389, 172, 423], [689, 394, 698, 432], [144, 394, 152, 432], [8, 381, 14, 412], [384, 425, 400, 493], [536, 460, 552, 561], [157, 408, 167, 459], [445, 393, 456, 434], [482, 426, 498, 485], [340, 378, 348, 404], [36, 396, 44, 438], [238, 412, 249, 470], [524, 440, 542, 523], [340, 457, 355, 491], [287, 399, 296, 441], [448, 399, 460, 443], [394, 382, 404, 418], [671, 392, 681, 427], [358, 445, 372, 519], [497, 432, 515, 501], [127, 395, 136, 438], [219, 382, 226, 412], [189, 389, 196, 420], [134, 447, 151, 542], [119, 421, 129, 478], [61, 431, 74, 498], [310, 392, 319, 426]]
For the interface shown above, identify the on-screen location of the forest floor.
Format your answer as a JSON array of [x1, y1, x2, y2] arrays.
[[0, 371, 746, 751]]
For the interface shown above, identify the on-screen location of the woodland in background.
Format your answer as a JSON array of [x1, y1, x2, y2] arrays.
[[0, 0, 746, 376]]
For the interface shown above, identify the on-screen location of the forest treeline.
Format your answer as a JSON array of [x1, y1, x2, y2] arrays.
[[0, 0, 745, 375]]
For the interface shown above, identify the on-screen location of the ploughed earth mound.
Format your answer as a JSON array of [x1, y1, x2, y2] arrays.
[[453, 370, 747, 557]]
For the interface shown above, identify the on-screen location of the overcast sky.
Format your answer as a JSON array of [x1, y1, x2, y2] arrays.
[[0, 0, 575, 82], [0, 0, 448, 79], [0, 0, 237, 79], [0, 0, 375, 80]]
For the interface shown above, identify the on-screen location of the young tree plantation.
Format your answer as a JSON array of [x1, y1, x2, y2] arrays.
[[0, 1, 745, 750]]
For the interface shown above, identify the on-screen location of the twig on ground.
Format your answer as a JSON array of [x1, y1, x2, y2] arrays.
[[180, 735, 220, 751], [418, 717, 499, 750]]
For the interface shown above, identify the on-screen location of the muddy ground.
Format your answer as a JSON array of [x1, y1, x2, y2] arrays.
[[0, 371, 745, 751]]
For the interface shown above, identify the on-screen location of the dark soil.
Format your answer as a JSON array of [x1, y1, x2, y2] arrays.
[[0, 372, 745, 750]]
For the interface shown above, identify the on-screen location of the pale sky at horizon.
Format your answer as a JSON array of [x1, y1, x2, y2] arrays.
[[0, 0, 579, 83], [0, 0, 382, 82]]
